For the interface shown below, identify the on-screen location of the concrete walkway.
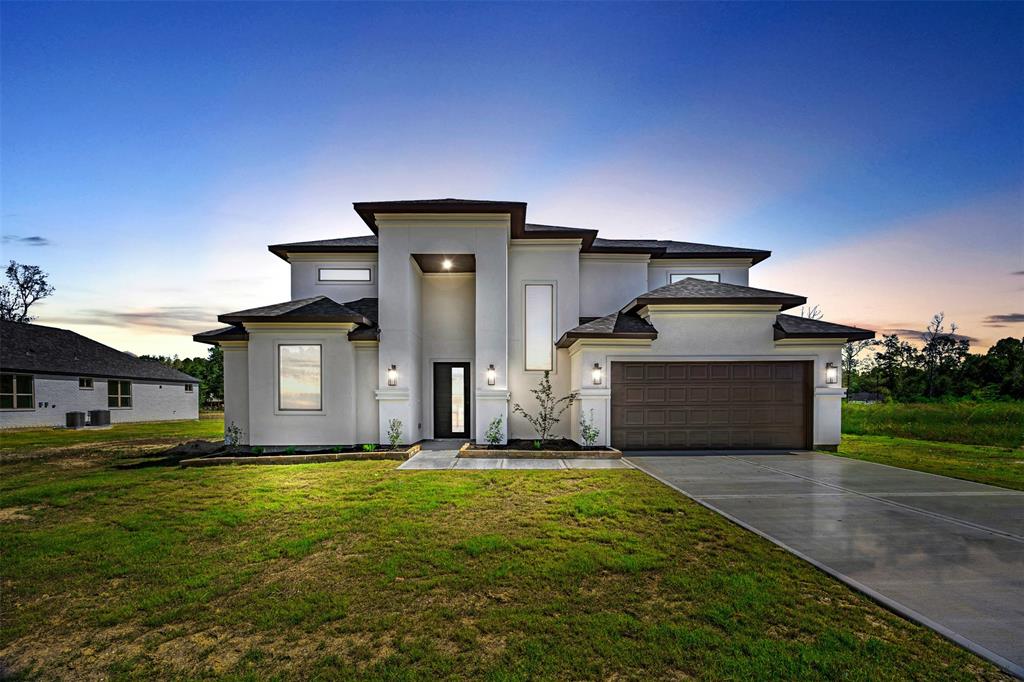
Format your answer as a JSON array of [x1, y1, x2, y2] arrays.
[[398, 448, 630, 470], [625, 450, 1024, 677]]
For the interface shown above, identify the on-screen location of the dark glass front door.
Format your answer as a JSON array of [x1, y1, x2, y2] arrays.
[[433, 362, 470, 438]]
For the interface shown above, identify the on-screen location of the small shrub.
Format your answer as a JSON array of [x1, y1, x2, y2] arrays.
[[533, 440, 541, 450], [579, 409, 600, 448], [387, 418, 403, 449], [252, 446, 264, 455], [224, 422, 242, 446], [485, 416, 504, 446], [332, 445, 345, 453], [512, 371, 577, 443], [361, 443, 377, 452], [284, 446, 296, 455]]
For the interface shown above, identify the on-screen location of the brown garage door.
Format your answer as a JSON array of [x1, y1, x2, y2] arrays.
[[610, 361, 811, 450]]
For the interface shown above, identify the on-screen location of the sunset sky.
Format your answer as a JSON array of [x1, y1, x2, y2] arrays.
[[2, 2, 1022, 357]]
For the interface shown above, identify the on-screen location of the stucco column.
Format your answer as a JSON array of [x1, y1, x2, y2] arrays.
[[474, 233, 510, 444], [221, 341, 250, 445], [376, 228, 420, 445]]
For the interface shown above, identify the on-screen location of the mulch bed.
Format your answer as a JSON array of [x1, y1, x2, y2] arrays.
[[175, 441, 420, 467], [460, 439, 620, 459]]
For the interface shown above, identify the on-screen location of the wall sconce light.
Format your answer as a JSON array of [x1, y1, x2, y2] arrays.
[[592, 362, 604, 385], [387, 364, 398, 387], [825, 362, 839, 385], [486, 364, 496, 386]]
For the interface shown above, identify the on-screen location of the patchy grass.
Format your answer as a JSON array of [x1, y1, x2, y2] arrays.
[[842, 402, 1024, 448], [0, 446, 1007, 680], [836, 434, 1024, 491], [0, 414, 223, 458]]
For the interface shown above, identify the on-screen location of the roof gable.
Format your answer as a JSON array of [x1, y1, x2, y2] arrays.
[[622, 277, 806, 313], [218, 296, 372, 325]]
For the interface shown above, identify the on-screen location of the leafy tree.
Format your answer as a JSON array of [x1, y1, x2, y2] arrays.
[[140, 345, 224, 407], [0, 261, 54, 322], [512, 371, 577, 443], [920, 313, 970, 398], [842, 339, 879, 390]]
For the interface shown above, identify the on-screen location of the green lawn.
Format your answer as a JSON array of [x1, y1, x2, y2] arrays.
[[1, 448, 1005, 679], [842, 401, 1024, 448], [837, 434, 1024, 491], [0, 414, 223, 457]]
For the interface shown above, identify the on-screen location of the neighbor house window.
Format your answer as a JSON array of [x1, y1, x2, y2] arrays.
[[524, 284, 554, 371], [108, 380, 132, 408], [318, 267, 371, 282], [1, 373, 34, 409], [184, 384, 194, 392], [79, 377, 94, 390], [279, 344, 322, 411], [670, 273, 720, 284]]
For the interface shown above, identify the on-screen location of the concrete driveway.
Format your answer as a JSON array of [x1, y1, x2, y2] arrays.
[[625, 450, 1024, 677]]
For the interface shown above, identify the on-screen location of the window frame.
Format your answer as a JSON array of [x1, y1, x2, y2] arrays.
[[184, 384, 194, 393], [79, 377, 94, 390], [523, 282, 556, 372], [277, 343, 323, 412], [108, 380, 133, 409], [317, 267, 372, 283], [669, 272, 721, 284], [1, 373, 35, 410]]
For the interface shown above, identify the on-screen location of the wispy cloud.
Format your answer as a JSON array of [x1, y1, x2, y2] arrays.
[[46, 306, 219, 333], [885, 328, 979, 344], [1013, 271, 1024, 276], [2, 234, 51, 246], [984, 313, 1024, 326]]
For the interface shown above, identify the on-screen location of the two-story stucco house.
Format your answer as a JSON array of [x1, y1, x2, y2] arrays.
[[195, 199, 873, 451]]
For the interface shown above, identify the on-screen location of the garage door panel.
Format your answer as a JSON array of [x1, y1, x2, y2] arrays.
[[611, 361, 808, 450]]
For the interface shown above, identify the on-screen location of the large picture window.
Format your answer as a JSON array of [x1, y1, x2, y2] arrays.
[[318, 267, 371, 282], [108, 380, 132, 408], [279, 344, 322, 411], [524, 283, 554, 371], [670, 273, 720, 284], [1, 373, 34, 409]]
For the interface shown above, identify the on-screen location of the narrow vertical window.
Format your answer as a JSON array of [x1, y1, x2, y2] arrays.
[[524, 284, 554, 371], [450, 366, 465, 433], [279, 344, 322, 411]]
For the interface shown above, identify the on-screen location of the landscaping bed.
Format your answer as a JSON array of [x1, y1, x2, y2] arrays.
[[460, 439, 620, 459]]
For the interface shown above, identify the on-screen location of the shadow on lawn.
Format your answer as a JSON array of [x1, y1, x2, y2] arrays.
[[114, 440, 224, 470]]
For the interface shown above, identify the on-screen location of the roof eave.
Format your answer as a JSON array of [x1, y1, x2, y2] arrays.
[[353, 200, 527, 235], [555, 331, 658, 348], [623, 295, 806, 315]]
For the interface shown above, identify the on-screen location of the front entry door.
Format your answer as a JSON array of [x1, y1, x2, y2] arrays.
[[433, 362, 470, 439]]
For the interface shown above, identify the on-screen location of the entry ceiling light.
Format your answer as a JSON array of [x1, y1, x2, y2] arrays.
[[442, 258, 453, 270]]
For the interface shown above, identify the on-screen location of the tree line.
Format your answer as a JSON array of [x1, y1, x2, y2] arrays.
[[843, 314, 1023, 401], [141, 346, 225, 409]]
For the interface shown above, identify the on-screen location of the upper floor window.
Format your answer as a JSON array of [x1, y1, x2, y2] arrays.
[[79, 377, 94, 390], [108, 380, 132, 408], [1, 373, 34, 410], [279, 344, 322, 411], [524, 284, 554, 371], [670, 273, 720, 284], [318, 267, 371, 282]]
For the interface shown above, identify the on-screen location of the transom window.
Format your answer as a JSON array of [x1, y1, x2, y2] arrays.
[[524, 283, 554, 371], [279, 344, 322, 411], [108, 380, 132, 408], [670, 273, 720, 284], [318, 267, 371, 282], [1, 373, 34, 409], [79, 377, 94, 390]]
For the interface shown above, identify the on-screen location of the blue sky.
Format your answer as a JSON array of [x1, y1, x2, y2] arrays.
[[2, 2, 1022, 356]]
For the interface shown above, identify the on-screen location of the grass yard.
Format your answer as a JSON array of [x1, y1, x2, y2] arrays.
[[1, 448, 1006, 680], [0, 414, 224, 458], [842, 401, 1024, 448], [837, 434, 1024, 491]]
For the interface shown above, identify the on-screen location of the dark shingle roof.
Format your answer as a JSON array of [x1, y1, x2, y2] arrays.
[[342, 298, 379, 341], [523, 223, 598, 248], [269, 234, 378, 261], [1, 320, 198, 383], [555, 312, 658, 348], [774, 314, 875, 342], [622, 277, 806, 313], [590, 238, 771, 264], [353, 198, 527, 234], [219, 296, 372, 325], [193, 325, 248, 345]]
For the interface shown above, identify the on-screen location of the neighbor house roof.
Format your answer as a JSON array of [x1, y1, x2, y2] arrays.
[[773, 314, 875, 342], [218, 296, 373, 326], [621, 277, 806, 313], [0, 320, 198, 383], [555, 312, 658, 348]]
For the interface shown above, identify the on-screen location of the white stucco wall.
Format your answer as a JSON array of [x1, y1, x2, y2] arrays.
[[353, 342, 379, 444], [420, 273, 476, 439], [579, 254, 650, 317], [222, 343, 250, 444], [245, 324, 358, 446], [565, 307, 844, 448], [507, 240, 581, 441], [289, 253, 379, 303], [647, 259, 752, 289], [0, 374, 199, 429]]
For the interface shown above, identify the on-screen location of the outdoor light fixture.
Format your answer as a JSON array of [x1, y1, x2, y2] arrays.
[[486, 364, 496, 386], [592, 362, 603, 385], [442, 258, 453, 270], [825, 362, 839, 385], [387, 364, 398, 387]]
